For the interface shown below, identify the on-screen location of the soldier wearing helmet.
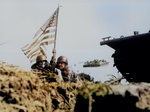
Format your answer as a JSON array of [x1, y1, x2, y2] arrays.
[[31, 55, 51, 73], [56, 56, 78, 83], [31, 55, 62, 83]]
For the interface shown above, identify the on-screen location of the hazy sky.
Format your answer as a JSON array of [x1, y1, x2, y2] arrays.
[[0, 0, 150, 81]]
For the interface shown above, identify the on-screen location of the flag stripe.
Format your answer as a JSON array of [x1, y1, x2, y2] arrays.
[[29, 44, 47, 59], [21, 7, 59, 63], [29, 50, 41, 60], [40, 46, 47, 58], [26, 38, 55, 59], [41, 8, 58, 31], [22, 28, 55, 51], [23, 33, 55, 54], [26, 35, 54, 55], [29, 44, 48, 63]]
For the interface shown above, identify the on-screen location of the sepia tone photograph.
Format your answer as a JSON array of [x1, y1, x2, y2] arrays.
[[0, 0, 150, 111]]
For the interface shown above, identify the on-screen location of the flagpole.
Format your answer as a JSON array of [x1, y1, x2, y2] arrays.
[[52, 4, 60, 64]]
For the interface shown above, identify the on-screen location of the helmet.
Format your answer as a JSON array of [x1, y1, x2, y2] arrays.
[[36, 55, 47, 63], [57, 56, 68, 65]]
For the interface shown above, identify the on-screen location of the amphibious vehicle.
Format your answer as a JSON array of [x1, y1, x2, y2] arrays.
[[100, 31, 150, 82]]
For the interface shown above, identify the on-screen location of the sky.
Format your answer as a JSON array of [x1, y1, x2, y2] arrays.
[[0, 0, 150, 82]]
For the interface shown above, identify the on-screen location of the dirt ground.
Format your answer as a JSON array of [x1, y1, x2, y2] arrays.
[[0, 61, 150, 112]]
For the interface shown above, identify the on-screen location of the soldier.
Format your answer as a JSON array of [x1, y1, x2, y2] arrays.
[[31, 55, 64, 82], [31, 55, 51, 73], [56, 56, 79, 83]]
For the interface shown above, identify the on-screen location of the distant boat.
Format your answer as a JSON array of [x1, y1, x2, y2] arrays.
[[83, 59, 109, 67]]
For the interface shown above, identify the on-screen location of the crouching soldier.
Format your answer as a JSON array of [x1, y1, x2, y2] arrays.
[[56, 56, 79, 83], [31, 55, 58, 82], [31, 55, 51, 73]]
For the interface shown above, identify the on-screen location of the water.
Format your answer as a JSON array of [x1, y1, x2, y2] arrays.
[[71, 61, 120, 82]]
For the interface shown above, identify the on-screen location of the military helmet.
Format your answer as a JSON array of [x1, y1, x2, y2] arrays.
[[57, 56, 68, 65], [36, 55, 47, 63]]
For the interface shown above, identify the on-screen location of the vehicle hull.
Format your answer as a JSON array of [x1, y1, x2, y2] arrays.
[[100, 32, 150, 82]]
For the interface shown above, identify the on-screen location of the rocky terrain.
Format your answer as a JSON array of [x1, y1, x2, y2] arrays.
[[0, 61, 150, 112]]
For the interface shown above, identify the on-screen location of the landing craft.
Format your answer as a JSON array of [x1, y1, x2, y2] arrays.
[[80, 59, 109, 67], [100, 31, 150, 82]]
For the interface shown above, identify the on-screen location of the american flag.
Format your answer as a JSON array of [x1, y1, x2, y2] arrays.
[[21, 7, 59, 63]]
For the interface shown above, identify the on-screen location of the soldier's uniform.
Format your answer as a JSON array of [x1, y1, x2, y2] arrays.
[[31, 55, 78, 83], [31, 55, 59, 82], [31, 55, 52, 73], [56, 56, 79, 83]]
